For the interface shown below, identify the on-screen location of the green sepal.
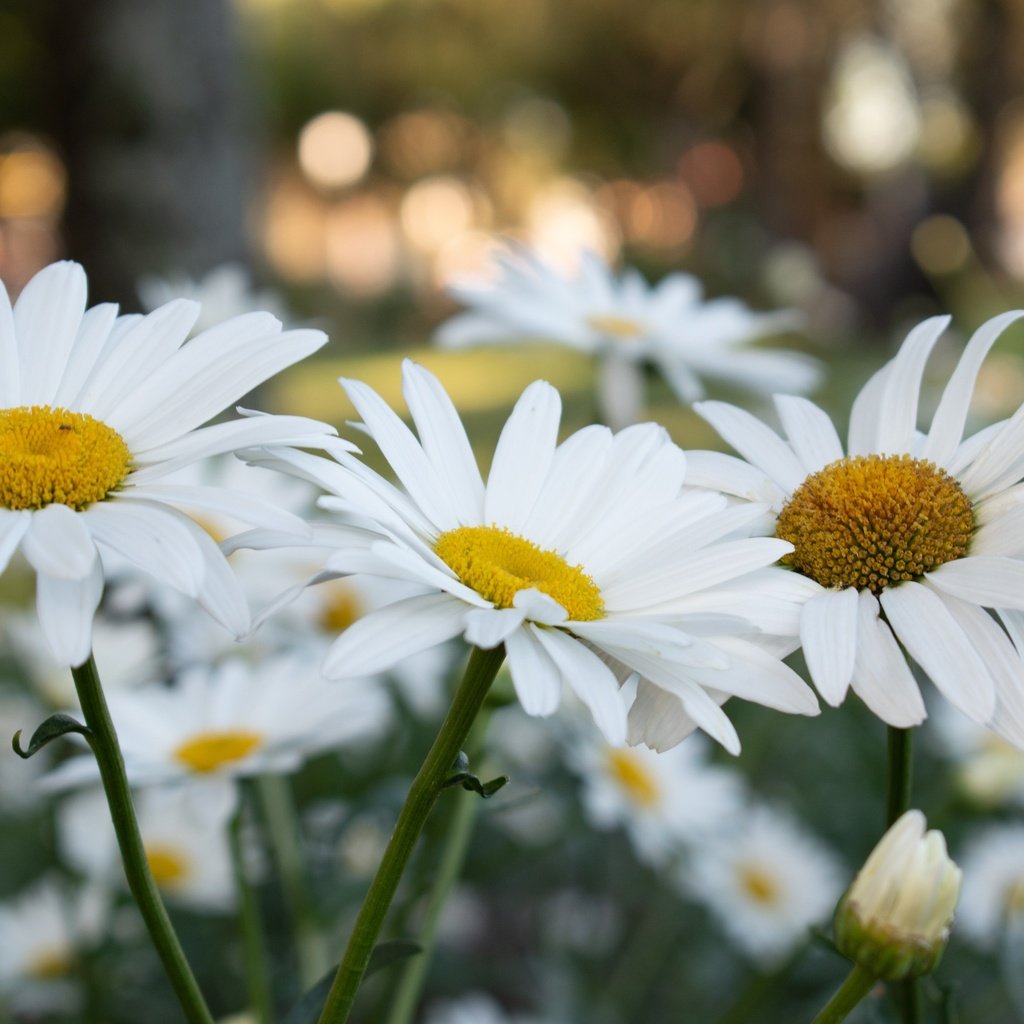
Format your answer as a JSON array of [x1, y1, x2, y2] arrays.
[[443, 751, 509, 799], [12, 713, 92, 759]]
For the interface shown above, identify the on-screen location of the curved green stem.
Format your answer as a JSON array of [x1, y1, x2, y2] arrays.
[[71, 654, 215, 1024], [810, 964, 876, 1024], [886, 727, 913, 827], [316, 644, 506, 1024]]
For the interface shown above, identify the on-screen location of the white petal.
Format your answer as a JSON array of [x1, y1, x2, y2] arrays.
[[340, 376, 459, 532], [504, 623, 561, 716], [0, 276, 19, 405], [463, 607, 526, 649], [513, 587, 568, 625], [483, 380, 562, 531], [14, 261, 88, 405], [699, 636, 820, 715], [922, 310, 1024, 466], [532, 627, 627, 744], [682, 450, 783, 506], [955, 403, 1024, 500], [872, 316, 949, 454], [0, 510, 30, 573], [926, 556, 1024, 611], [322, 593, 468, 677], [53, 302, 120, 409], [693, 400, 806, 493], [846, 363, 890, 456], [36, 559, 104, 668], [968, 503, 1024, 557], [799, 587, 859, 706], [22, 504, 98, 580], [880, 581, 996, 722], [773, 395, 844, 474], [851, 591, 926, 727], [627, 678, 726, 753], [118, 484, 309, 534], [401, 361, 485, 522]]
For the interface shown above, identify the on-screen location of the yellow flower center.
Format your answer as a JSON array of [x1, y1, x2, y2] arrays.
[[605, 747, 660, 807], [586, 314, 646, 340], [0, 405, 131, 511], [27, 948, 73, 980], [319, 582, 365, 634], [434, 525, 604, 621], [738, 863, 781, 906], [173, 729, 264, 773], [775, 454, 973, 595], [146, 844, 190, 887]]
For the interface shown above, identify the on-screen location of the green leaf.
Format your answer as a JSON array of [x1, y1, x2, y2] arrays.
[[281, 942, 422, 1024], [442, 751, 510, 799], [12, 713, 92, 759]]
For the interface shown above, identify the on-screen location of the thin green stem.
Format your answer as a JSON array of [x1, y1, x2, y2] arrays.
[[810, 964, 877, 1024], [229, 800, 274, 1024], [258, 773, 329, 987], [70, 654, 215, 1024], [383, 705, 496, 1024], [316, 644, 505, 1024], [886, 726, 914, 827]]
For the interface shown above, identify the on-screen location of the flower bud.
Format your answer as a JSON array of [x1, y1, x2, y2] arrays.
[[834, 810, 961, 981]]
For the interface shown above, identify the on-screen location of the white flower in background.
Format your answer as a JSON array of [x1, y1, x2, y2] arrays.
[[567, 731, 744, 866], [0, 260, 344, 667], [835, 810, 960, 980], [0, 687, 52, 808], [927, 702, 1024, 807], [957, 823, 1024, 949], [425, 993, 535, 1024], [40, 650, 391, 791], [58, 783, 237, 913], [436, 245, 818, 427], [680, 804, 844, 965], [244, 360, 819, 749], [692, 312, 1024, 741], [137, 263, 286, 335]]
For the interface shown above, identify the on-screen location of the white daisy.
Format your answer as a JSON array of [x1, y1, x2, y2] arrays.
[[0, 260, 346, 667], [679, 804, 844, 965], [957, 823, 1024, 949], [40, 650, 391, 791], [566, 730, 744, 866], [244, 360, 819, 749], [692, 311, 1024, 739], [436, 245, 819, 427], [425, 993, 535, 1024], [58, 783, 237, 913]]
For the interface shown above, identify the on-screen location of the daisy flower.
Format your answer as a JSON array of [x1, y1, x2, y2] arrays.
[[679, 804, 844, 965], [436, 245, 819, 427], [40, 651, 391, 791], [692, 311, 1024, 739], [243, 360, 819, 749], [956, 823, 1024, 949], [566, 730, 744, 866], [0, 261, 346, 667]]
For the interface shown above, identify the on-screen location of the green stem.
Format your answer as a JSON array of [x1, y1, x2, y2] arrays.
[[885, 726, 918, 1023], [230, 800, 274, 1024], [316, 645, 505, 1024], [886, 726, 914, 827], [70, 654, 215, 1024], [810, 964, 877, 1024], [383, 705, 496, 1024], [258, 773, 329, 987]]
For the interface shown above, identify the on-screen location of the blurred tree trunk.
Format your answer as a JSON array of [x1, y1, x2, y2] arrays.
[[43, 0, 248, 307]]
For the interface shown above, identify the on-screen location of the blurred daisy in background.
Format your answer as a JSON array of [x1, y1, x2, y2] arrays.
[[678, 804, 844, 966], [436, 245, 818, 428], [692, 311, 1024, 740], [0, 260, 342, 667], [58, 782, 237, 913], [137, 262, 286, 335], [566, 730, 744, 866], [957, 823, 1024, 949], [425, 992, 537, 1024], [40, 650, 391, 792], [244, 360, 819, 749]]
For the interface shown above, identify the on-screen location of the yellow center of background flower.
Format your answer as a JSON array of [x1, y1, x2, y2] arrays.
[[605, 747, 660, 806], [738, 863, 781, 905], [319, 583, 365, 634], [146, 844, 190, 886], [586, 314, 645, 340], [434, 524, 604, 621], [173, 730, 264, 773], [28, 948, 73, 980], [0, 405, 131, 510], [775, 454, 973, 595]]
